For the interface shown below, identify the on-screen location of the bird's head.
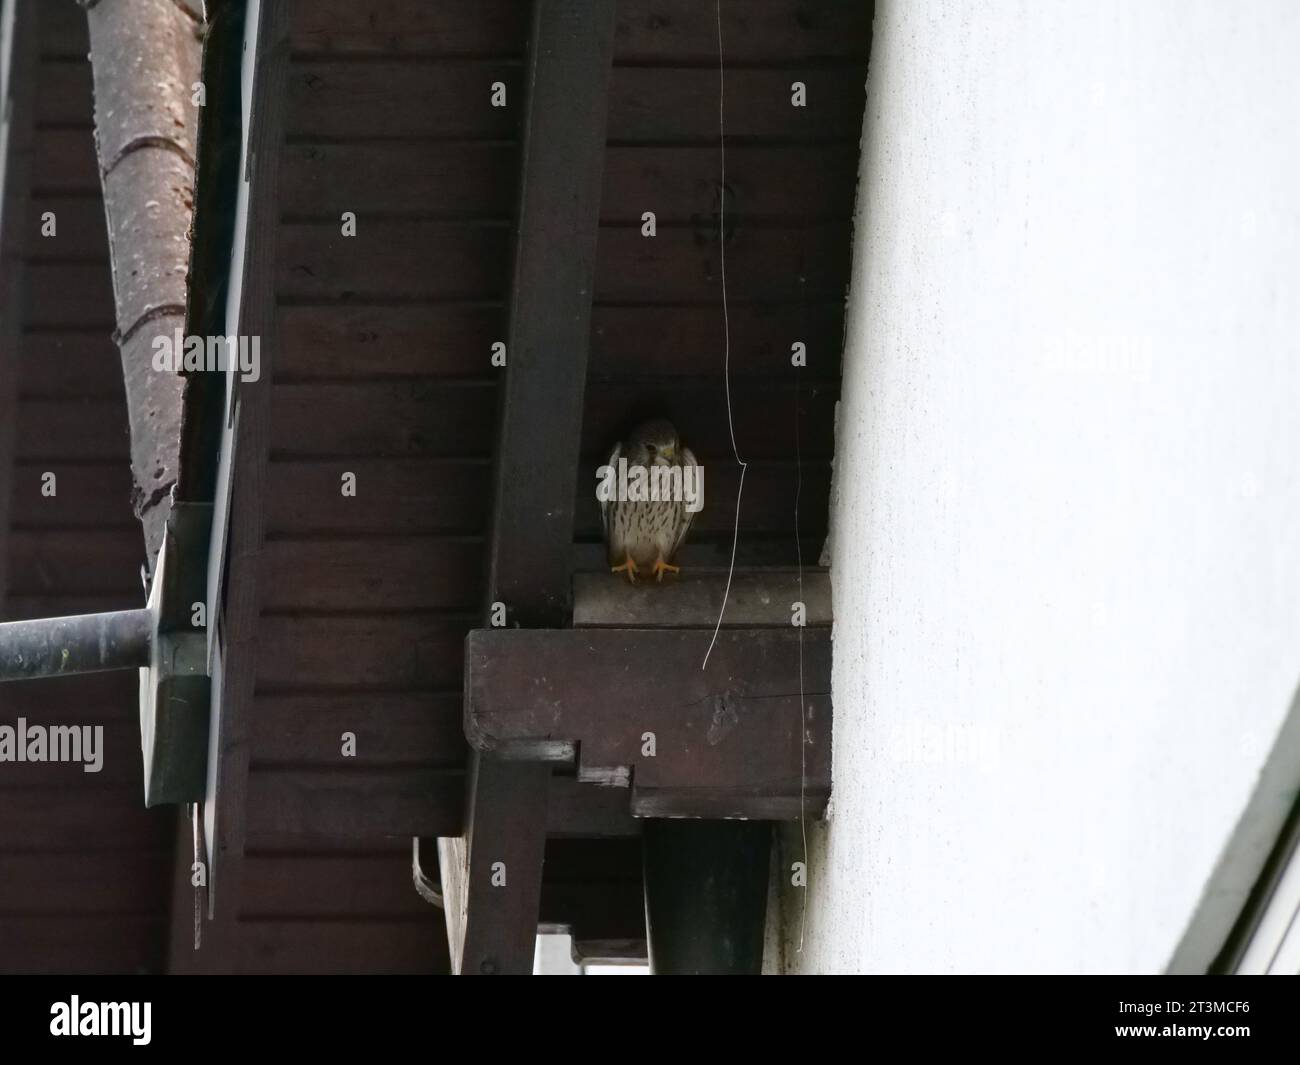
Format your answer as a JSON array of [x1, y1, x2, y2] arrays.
[[625, 418, 680, 466]]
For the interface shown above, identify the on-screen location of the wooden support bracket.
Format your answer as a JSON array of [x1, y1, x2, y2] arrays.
[[466, 626, 831, 820]]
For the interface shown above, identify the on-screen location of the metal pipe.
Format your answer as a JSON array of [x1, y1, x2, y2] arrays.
[[0, 608, 153, 681]]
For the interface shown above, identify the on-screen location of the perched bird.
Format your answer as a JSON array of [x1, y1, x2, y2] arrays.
[[602, 418, 700, 583]]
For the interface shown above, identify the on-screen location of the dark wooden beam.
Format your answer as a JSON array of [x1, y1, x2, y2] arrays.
[[167, 0, 292, 975], [572, 570, 831, 629], [440, 0, 618, 976], [467, 627, 832, 820], [0, 0, 37, 618]]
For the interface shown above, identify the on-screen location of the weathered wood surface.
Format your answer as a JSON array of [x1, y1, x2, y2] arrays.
[[287, 0, 867, 63], [275, 220, 848, 303], [234, 918, 449, 974], [272, 302, 843, 381], [467, 628, 832, 819], [246, 767, 466, 840], [282, 62, 863, 142], [262, 379, 834, 460], [258, 537, 483, 611], [255, 614, 470, 690], [184, 0, 293, 975], [0, 2, 177, 977], [250, 692, 464, 767], [573, 570, 831, 628], [0, 916, 167, 974], [263, 459, 490, 535], [277, 141, 856, 223], [441, 0, 619, 977]]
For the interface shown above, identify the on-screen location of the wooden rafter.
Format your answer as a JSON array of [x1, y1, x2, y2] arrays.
[[0, 0, 36, 617], [438, 0, 619, 976], [166, 0, 292, 974]]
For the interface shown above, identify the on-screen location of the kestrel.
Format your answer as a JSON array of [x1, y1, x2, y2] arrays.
[[602, 418, 700, 583]]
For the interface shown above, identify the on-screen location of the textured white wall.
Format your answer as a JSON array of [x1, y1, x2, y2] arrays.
[[786, 0, 1300, 973]]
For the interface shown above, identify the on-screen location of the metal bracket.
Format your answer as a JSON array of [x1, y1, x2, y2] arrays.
[[139, 501, 214, 806]]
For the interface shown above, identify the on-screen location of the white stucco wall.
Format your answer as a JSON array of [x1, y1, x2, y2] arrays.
[[786, 0, 1300, 974]]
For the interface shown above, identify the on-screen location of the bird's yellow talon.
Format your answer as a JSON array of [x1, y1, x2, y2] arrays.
[[611, 556, 639, 583], [652, 557, 680, 582]]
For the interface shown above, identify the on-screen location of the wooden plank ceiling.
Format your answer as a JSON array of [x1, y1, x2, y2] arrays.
[[0, 0, 868, 974], [0, 0, 174, 974]]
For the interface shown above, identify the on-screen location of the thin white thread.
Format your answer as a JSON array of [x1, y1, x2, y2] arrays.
[[703, 0, 746, 672]]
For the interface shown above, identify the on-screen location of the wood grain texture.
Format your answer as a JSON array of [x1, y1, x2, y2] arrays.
[[467, 627, 831, 819], [246, 767, 465, 839], [263, 459, 490, 535]]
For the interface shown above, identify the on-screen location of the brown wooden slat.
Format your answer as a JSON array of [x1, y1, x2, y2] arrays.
[[250, 692, 464, 768], [0, 719, 140, 786], [581, 378, 837, 460], [264, 459, 490, 535], [279, 141, 858, 223], [235, 918, 448, 974], [9, 461, 135, 528], [26, 195, 109, 258], [23, 264, 115, 327], [16, 399, 128, 460], [287, 0, 869, 63], [245, 767, 465, 838], [289, 0, 528, 57], [0, 916, 166, 974], [254, 614, 469, 690], [32, 129, 100, 192], [276, 304, 505, 380], [38, 0, 90, 59], [279, 141, 517, 218], [285, 60, 521, 139], [34, 59, 94, 127], [259, 537, 483, 612], [269, 379, 830, 462], [276, 220, 510, 302], [7, 529, 141, 595], [240, 854, 433, 918], [609, 66, 866, 142], [0, 788, 172, 850], [594, 222, 850, 302], [612, 0, 871, 63], [283, 62, 864, 143], [20, 332, 125, 398], [590, 302, 845, 377], [602, 143, 859, 222], [269, 381, 497, 459], [0, 852, 171, 914], [0, 670, 137, 716], [275, 302, 843, 379], [277, 301, 843, 381]]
